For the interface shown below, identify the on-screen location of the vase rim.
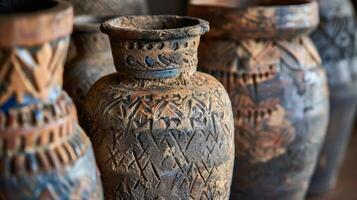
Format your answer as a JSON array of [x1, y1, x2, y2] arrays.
[[188, 0, 319, 40], [101, 15, 209, 41], [74, 15, 120, 33], [0, 0, 73, 47]]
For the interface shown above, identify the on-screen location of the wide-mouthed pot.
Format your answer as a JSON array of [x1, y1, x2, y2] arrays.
[[0, 0, 103, 199], [189, 0, 329, 199], [84, 15, 235, 199], [64, 15, 115, 133], [308, 0, 357, 196]]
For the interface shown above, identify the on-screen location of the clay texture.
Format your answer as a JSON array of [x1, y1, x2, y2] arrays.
[[189, 1, 329, 199], [65, 0, 148, 15], [0, 1, 103, 199], [308, 0, 357, 195], [64, 16, 115, 131], [84, 16, 235, 199]]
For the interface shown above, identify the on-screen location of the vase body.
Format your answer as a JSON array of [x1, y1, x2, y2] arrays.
[[64, 16, 115, 131], [0, 1, 103, 199], [308, 0, 357, 195], [84, 16, 235, 199], [65, 0, 148, 15], [189, 1, 329, 200]]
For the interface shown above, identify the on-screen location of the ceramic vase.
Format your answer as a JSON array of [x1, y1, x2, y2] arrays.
[[308, 0, 357, 195], [189, 1, 329, 199], [84, 15, 235, 199], [65, 0, 148, 15], [0, 0, 103, 199], [64, 15, 115, 132]]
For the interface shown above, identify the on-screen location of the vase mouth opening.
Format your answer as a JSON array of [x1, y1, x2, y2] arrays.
[[101, 15, 209, 41], [74, 15, 120, 33], [0, 0, 73, 47]]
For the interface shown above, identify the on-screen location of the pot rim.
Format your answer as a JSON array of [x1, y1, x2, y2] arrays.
[[0, 0, 73, 47], [188, 0, 319, 40], [74, 15, 120, 33], [100, 15, 209, 41]]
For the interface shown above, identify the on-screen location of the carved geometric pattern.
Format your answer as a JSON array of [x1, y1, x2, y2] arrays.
[[0, 140, 103, 200], [113, 36, 200, 78], [311, 14, 357, 84], [232, 95, 295, 163], [0, 37, 69, 106], [312, 16, 356, 62], [198, 39, 279, 89], [0, 37, 102, 199], [86, 72, 235, 199], [0, 93, 88, 175], [198, 37, 321, 163]]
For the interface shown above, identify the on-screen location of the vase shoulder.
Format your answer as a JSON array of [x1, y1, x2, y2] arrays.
[[86, 72, 231, 108]]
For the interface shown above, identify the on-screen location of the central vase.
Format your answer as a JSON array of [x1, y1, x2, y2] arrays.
[[189, 0, 330, 199], [0, 0, 103, 199], [84, 16, 235, 199]]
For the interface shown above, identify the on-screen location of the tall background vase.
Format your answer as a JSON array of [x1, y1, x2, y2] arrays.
[[64, 0, 148, 64], [0, 0, 103, 199], [84, 16, 235, 199], [308, 0, 357, 195], [189, 1, 329, 199], [64, 16, 115, 133], [64, 0, 148, 15]]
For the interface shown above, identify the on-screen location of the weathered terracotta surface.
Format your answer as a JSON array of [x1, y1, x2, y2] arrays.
[[65, 0, 148, 15], [0, 1, 103, 199], [308, 0, 357, 196], [189, 1, 329, 199], [84, 16, 235, 199], [64, 16, 115, 132]]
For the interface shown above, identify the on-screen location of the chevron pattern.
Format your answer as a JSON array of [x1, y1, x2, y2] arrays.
[[0, 38, 69, 106]]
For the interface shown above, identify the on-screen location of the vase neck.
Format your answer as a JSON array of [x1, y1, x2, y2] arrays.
[[110, 36, 200, 79], [72, 31, 111, 57]]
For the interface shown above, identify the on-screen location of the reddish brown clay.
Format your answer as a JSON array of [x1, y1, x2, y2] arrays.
[[308, 0, 357, 196], [84, 15, 235, 199], [64, 0, 148, 15], [64, 16, 115, 131], [0, 0, 103, 199], [189, 1, 329, 199]]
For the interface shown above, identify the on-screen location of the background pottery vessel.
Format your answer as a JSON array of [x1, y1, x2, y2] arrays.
[[308, 0, 357, 196], [64, 0, 148, 63], [0, 0, 103, 199], [84, 16, 235, 199], [148, 0, 188, 15], [189, 0, 329, 199], [65, 0, 148, 15], [64, 15, 115, 132]]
